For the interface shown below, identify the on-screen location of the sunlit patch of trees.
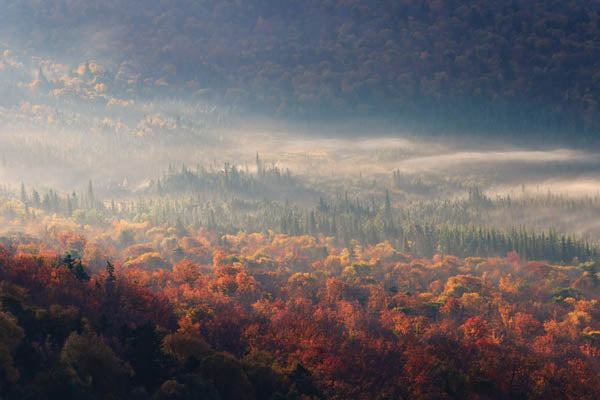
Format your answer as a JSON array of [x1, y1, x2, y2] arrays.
[[1, 160, 600, 397], [0, 224, 600, 398], [6, 165, 600, 264]]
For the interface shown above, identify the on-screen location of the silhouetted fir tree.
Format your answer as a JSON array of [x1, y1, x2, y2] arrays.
[[106, 261, 116, 283], [62, 252, 90, 281], [20, 182, 27, 204]]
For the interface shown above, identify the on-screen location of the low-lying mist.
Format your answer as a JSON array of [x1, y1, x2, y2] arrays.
[[1, 108, 599, 193], [1, 37, 600, 250]]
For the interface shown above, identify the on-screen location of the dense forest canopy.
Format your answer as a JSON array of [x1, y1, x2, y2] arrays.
[[0, 0, 599, 137], [1, 201, 600, 398], [1, 0, 600, 398], [1, 155, 600, 397]]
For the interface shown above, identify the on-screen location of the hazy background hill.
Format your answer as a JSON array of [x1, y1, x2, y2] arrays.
[[0, 0, 599, 140]]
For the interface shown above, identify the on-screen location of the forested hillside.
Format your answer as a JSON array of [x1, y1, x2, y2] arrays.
[[1, 162, 600, 397], [1, 0, 600, 397], [1, 0, 599, 137], [1, 219, 600, 398]]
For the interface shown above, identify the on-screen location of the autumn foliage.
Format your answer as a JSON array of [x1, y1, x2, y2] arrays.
[[0, 221, 598, 399]]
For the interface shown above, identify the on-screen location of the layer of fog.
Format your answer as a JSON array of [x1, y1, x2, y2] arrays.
[[2, 32, 600, 242], [1, 38, 597, 201], [2, 118, 600, 194]]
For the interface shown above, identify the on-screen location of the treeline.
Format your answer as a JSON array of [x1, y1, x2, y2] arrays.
[[151, 158, 299, 200], [5, 174, 598, 263]]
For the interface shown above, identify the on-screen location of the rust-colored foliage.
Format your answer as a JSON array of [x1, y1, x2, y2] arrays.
[[1, 224, 600, 399]]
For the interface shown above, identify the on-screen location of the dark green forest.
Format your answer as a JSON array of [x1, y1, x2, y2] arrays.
[[1, 0, 600, 138]]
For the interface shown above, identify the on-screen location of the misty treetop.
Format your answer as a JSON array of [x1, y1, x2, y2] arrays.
[[3, 163, 600, 264]]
